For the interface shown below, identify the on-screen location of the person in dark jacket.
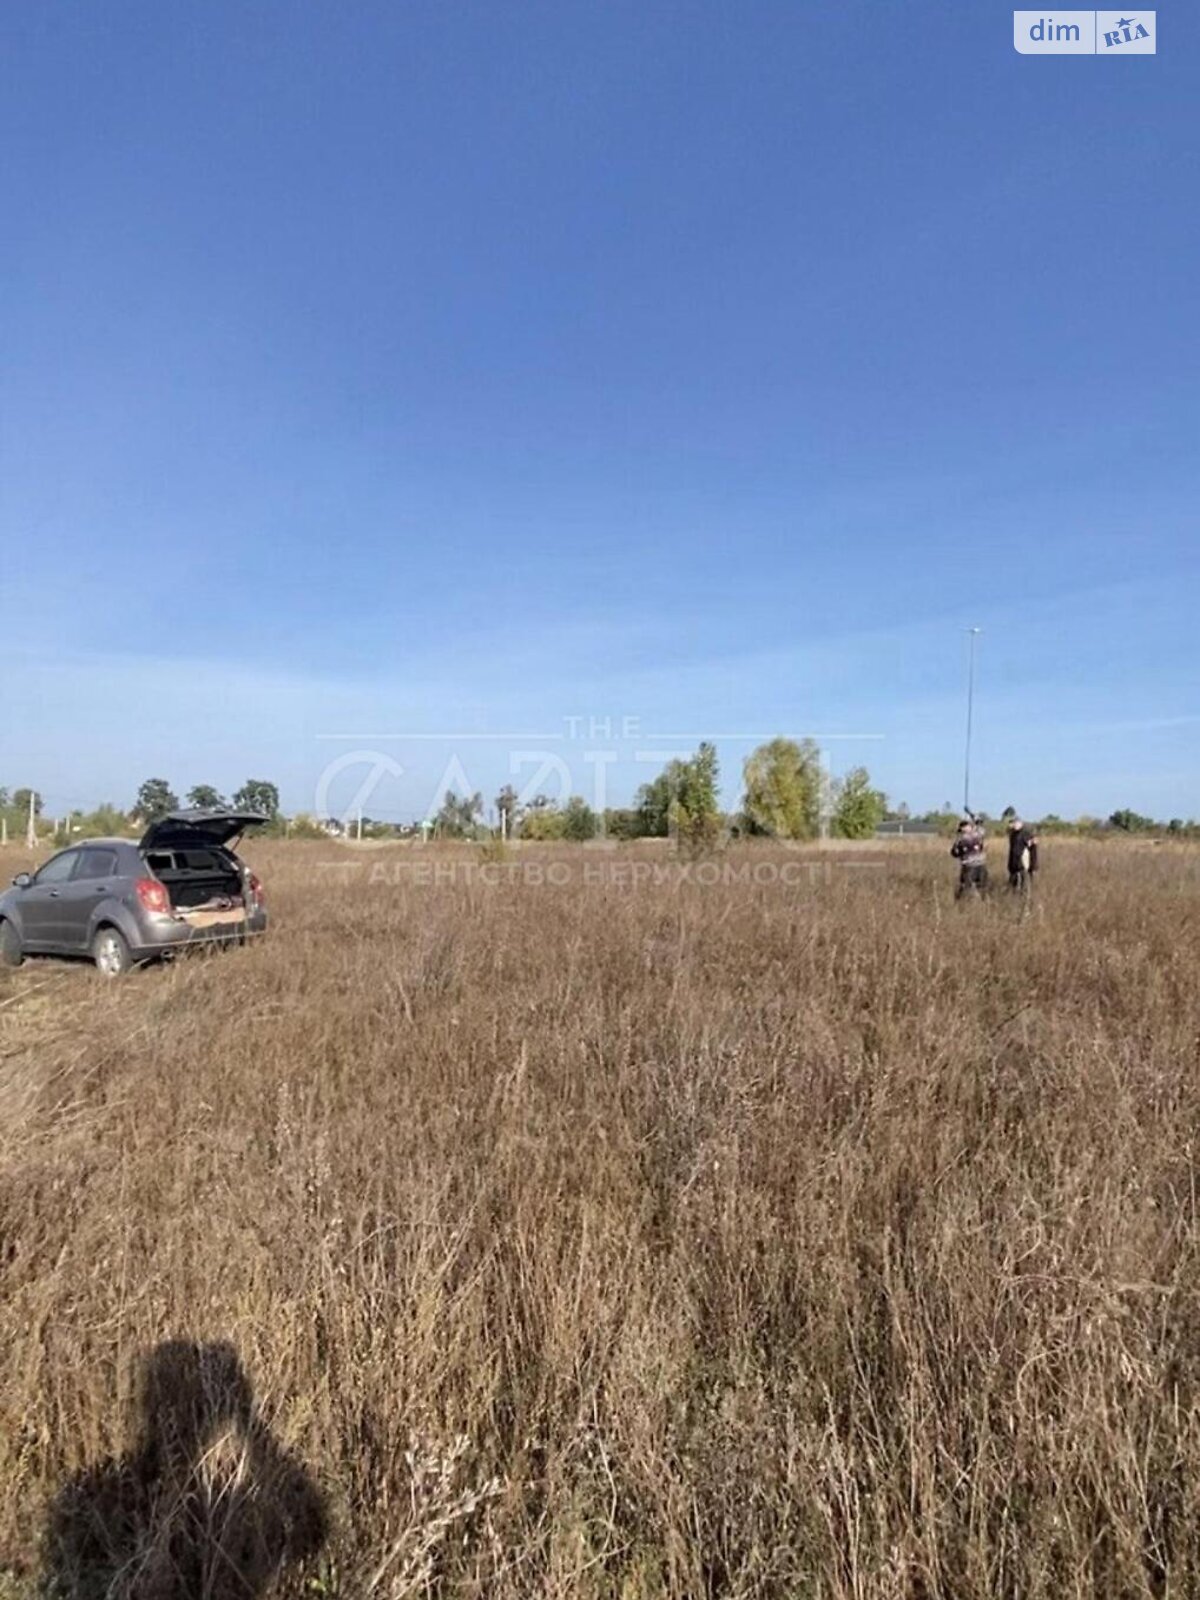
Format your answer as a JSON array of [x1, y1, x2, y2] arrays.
[[1006, 815, 1039, 894], [951, 816, 988, 898]]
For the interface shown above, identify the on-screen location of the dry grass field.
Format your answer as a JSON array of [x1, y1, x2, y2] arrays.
[[1, 837, 1199, 1598]]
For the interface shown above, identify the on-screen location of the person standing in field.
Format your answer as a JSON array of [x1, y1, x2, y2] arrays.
[[1006, 814, 1039, 895], [951, 815, 988, 899]]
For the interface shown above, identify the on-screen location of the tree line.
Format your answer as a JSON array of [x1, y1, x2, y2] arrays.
[[2, 743, 1196, 847], [0, 778, 282, 846], [435, 739, 887, 845]]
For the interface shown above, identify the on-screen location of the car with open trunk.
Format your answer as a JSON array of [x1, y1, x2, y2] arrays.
[[0, 809, 268, 976]]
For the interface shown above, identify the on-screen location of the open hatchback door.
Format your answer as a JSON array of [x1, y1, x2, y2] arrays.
[[139, 809, 271, 851]]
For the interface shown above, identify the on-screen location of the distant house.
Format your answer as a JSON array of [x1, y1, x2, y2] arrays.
[[875, 820, 940, 838]]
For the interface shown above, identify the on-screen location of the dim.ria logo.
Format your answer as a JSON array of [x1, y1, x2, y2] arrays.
[[1012, 11, 1155, 53], [1098, 13, 1152, 47]]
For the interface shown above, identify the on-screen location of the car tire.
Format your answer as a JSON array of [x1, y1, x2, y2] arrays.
[[92, 925, 132, 978], [0, 919, 22, 969]]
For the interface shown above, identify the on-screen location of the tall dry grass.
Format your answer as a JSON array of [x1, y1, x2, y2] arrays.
[[1, 839, 1199, 1597]]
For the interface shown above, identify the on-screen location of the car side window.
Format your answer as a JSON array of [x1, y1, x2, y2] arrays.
[[35, 852, 80, 885], [74, 848, 119, 880]]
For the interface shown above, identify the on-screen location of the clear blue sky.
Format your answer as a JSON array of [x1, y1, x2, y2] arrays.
[[3, 1, 1197, 822]]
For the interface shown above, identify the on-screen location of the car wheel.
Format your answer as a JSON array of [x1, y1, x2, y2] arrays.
[[92, 926, 132, 978], [0, 919, 22, 968]]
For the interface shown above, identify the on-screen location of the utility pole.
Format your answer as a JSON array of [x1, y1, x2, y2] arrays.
[[963, 627, 982, 814], [356, 809, 363, 844], [25, 790, 37, 851]]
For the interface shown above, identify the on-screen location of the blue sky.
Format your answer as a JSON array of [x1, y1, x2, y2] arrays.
[[2, 1, 1197, 822]]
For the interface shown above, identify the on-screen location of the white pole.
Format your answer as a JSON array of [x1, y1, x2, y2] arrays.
[[25, 791, 37, 850], [963, 627, 982, 814]]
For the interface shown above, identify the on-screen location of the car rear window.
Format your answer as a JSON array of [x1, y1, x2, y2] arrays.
[[143, 848, 227, 873], [177, 848, 224, 870], [74, 848, 118, 880]]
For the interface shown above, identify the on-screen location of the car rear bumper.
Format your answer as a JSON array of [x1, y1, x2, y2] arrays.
[[131, 907, 268, 957]]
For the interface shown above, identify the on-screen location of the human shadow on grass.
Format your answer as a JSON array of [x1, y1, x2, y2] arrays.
[[42, 1339, 327, 1599]]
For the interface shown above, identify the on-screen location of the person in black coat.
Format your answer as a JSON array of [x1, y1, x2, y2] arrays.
[[1005, 815, 1039, 894]]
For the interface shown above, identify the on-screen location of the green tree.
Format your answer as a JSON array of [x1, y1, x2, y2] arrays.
[[435, 790, 482, 838], [495, 784, 520, 837], [832, 767, 887, 839], [233, 779, 280, 818], [561, 795, 598, 842], [634, 766, 676, 838], [521, 804, 566, 841], [288, 812, 328, 840], [674, 741, 721, 853], [742, 738, 821, 840], [1109, 808, 1155, 832], [603, 807, 641, 840], [78, 803, 130, 838], [636, 743, 721, 851], [187, 784, 226, 809], [12, 787, 44, 819], [135, 778, 178, 820]]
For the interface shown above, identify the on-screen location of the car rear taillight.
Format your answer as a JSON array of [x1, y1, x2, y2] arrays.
[[249, 873, 264, 906], [136, 877, 171, 914]]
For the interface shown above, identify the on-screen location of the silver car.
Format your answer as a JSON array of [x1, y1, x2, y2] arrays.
[[0, 809, 268, 977]]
